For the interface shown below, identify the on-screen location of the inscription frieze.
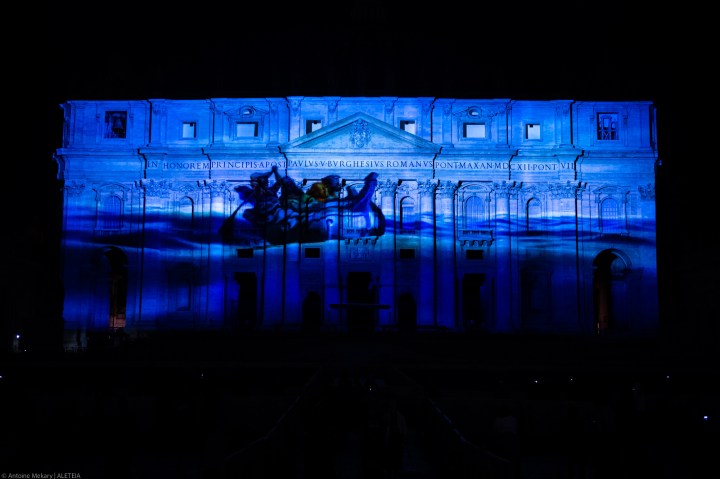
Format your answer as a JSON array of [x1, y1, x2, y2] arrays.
[[147, 159, 577, 172]]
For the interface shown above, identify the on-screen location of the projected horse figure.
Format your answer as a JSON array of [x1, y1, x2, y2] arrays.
[[220, 167, 385, 245]]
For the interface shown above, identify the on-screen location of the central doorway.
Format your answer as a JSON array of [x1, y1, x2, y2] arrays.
[[346, 272, 375, 333]]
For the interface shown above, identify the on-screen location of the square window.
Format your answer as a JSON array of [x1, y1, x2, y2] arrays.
[[104, 111, 127, 139], [236, 122, 258, 138], [463, 123, 486, 139], [466, 250, 483, 260], [399, 248, 415, 259], [305, 247, 321, 258], [526, 123, 541, 140], [306, 120, 322, 134], [597, 113, 619, 141], [182, 122, 197, 139], [400, 120, 416, 134]]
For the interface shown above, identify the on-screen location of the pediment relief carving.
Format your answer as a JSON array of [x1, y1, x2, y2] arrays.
[[453, 105, 507, 120], [280, 112, 440, 153], [224, 105, 269, 121]]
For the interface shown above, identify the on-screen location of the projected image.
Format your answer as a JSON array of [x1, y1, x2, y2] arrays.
[[51, 98, 660, 343], [220, 166, 385, 245]]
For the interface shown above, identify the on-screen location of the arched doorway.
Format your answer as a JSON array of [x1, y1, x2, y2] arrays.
[[99, 246, 128, 330], [593, 249, 630, 335]]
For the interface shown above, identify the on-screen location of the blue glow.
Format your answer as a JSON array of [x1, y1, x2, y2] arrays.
[[221, 168, 384, 245], [53, 98, 659, 346]]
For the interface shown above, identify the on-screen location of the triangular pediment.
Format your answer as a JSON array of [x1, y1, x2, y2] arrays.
[[279, 112, 441, 154]]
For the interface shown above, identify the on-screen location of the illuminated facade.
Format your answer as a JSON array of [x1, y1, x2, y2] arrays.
[[55, 97, 659, 346]]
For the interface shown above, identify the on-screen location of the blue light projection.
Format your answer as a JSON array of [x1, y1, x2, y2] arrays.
[[220, 167, 385, 245], [52, 98, 660, 348]]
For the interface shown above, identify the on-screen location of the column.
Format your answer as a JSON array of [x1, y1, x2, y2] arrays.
[[418, 179, 437, 327], [435, 180, 457, 329]]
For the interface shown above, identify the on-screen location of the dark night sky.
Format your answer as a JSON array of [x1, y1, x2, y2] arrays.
[[36, 2, 714, 336], [41, 3, 693, 183], [42, 2, 690, 166]]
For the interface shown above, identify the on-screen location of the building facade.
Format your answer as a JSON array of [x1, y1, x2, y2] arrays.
[[54, 97, 659, 347]]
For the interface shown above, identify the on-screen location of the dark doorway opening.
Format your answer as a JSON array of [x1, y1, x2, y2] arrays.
[[103, 246, 128, 330], [462, 273, 485, 331], [346, 272, 375, 333], [398, 293, 417, 335], [593, 250, 629, 335], [302, 292, 323, 333], [235, 272, 258, 330]]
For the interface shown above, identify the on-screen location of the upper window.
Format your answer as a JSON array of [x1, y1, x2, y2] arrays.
[[597, 113, 619, 141], [525, 123, 541, 140], [230, 106, 265, 141], [463, 196, 485, 229], [344, 210, 366, 230], [104, 111, 127, 139], [400, 197, 415, 231], [526, 198, 542, 233], [400, 120, 416, 135], [600, 198, 622, 234], [182, 122, 197, 139], [100, 195, 123, 230], [236, 122, 259, 138], [463, 123, 486, 139], [306, 120, 322, 134], [175, 196, 194, 231]]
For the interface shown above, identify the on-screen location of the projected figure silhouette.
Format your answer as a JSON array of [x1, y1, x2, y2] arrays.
[[232, 167, 284, 226], [221, 167, 384, 245]]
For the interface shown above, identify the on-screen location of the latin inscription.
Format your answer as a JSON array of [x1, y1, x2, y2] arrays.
[[147, 159, 575, 171]]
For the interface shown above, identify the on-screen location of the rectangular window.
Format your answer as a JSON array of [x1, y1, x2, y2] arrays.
[[400, 120, 416, 134], [236, 122, 258, 138], [182, 122, 197, 139], [463, 123, 486, 139], [306, 120, 322, 134], [597, 113, 619, 140], [466, 250, 484, 260], [104, 111, 127, 139], [526, 123, 541, 140], [177, 197, 194, 230], [400, 198, 415, 230], [100, 195, 123, 230], [236, 248, 254, 258], [399, 248, 415, 259], [305, 247, 321, 258]]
